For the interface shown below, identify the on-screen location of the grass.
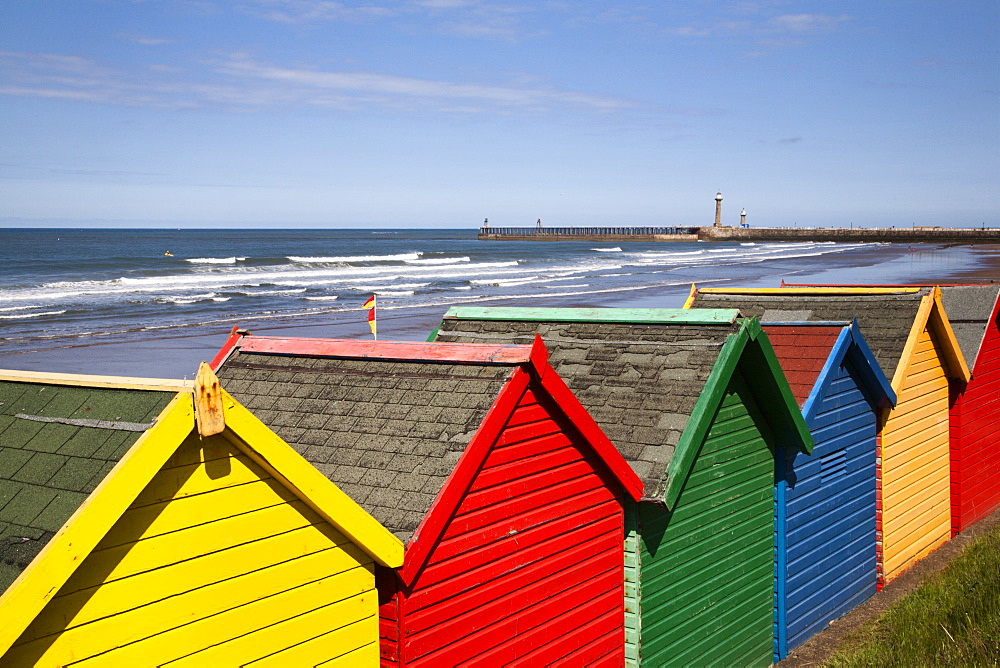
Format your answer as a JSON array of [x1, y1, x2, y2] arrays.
[[827, 523, 1000, 667]]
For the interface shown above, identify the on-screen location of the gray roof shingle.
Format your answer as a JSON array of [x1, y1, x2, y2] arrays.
[[217, 352, 516, 541], [0, 382, 174, 595], [434, 319, 737, 497], [938, 285, 1000, 369], [689, 291, 931, 378]]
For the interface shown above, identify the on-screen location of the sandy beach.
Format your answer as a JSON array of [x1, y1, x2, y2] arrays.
[[2, 243, 997, 380]]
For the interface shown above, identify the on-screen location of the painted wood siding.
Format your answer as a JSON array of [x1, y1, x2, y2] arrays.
[[639, 370, 776, 668], [951, 309, 1000, 532], [389, 386, 626, 666], [779, 358, 877, 658], [3, 432, 380, 667], [881, 328, 951, 582]]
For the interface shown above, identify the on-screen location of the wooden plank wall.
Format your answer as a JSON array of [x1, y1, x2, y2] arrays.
[[780, 358, 877, 657], [951, 307, 1000, 532], [639, 370, 776, 668], [3, 433, 379, 666], [881, 328, 952, 582], [391, 387, 625, 666]]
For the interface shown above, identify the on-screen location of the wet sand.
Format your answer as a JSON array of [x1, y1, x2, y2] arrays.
[[2, 243, 997, 379]]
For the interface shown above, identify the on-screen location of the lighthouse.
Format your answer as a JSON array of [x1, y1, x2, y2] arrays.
[[714, 192, 723, 228]]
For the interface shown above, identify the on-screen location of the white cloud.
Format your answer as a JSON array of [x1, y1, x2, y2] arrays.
[[236, 0, 395, 23], [120, 33, 175, 46], [0, 49, 632, 114], [766, 14, 850, 34]]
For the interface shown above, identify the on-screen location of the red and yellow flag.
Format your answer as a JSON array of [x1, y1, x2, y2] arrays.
[[362, 295, 376, 337]]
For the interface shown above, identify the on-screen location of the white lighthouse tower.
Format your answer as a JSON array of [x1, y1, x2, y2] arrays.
[[714, 192, 723, 228]]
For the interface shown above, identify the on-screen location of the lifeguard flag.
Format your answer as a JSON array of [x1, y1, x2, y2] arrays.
[[363, 295, 376, 336]]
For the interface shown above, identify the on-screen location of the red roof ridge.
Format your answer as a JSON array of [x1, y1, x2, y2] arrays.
[[238, 335, 533, 364]]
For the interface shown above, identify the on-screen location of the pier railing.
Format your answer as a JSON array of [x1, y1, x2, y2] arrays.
[[479, 226, 700, 236]]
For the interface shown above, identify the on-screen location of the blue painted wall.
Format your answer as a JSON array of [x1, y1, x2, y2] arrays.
[[775, 354, 879, 659]]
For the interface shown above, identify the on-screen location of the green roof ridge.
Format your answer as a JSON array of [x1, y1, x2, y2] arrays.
[[443, 306, 739, 325]]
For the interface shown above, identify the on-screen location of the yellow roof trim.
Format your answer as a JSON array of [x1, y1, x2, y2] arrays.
[[890, 289, 970, 390], [698, 287, 923, 295], [0, 393, 193, 654], [681, 283, 698, 309], [0, 368, 193, 392], [928, 287, 971, 382], [221, 391, 405, 568]]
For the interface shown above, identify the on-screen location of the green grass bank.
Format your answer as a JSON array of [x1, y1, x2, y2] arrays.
[[827, 522, 1000, 666]]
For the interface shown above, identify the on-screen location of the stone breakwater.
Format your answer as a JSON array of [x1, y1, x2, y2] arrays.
[[478, 226, 1000, 243]]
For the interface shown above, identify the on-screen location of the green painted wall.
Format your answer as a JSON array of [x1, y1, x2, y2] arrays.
[[638, 369, 777, 667]]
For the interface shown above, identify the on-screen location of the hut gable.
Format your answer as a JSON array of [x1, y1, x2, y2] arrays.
[[0, 368, 401, 667]]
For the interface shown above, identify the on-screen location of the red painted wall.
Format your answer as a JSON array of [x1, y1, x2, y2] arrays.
[[951, 298, 1000, 533], [378, 385, 626, 666]]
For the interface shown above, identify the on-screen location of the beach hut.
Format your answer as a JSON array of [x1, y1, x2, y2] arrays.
[[780, 283, 1000, 534], [762, 321, 895, 660], [212, 335, 644, 666], [686, 287, 970, 587], [0, 365, 402, 667], [431, 307, 813, 667]]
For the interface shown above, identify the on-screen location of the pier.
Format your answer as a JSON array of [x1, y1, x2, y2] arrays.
[[478, 225, 1000, 244]]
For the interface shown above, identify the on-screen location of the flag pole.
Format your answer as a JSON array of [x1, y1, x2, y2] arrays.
[[372, 295, 377, 340]]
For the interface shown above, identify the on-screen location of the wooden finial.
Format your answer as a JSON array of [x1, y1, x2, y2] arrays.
[[194, 362, 226, 437]]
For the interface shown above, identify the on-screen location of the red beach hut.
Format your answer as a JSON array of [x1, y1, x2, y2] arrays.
[[212, 334, 643, 666]]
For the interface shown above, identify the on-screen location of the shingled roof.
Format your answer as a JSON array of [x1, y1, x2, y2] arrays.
[[433, 308, 755, 498], [216, 341, 527, 541], [688, 289, 932, 379], [937, 285, 1000, 369], [763, 325, 844, 406], [0, 376, 176, 595]]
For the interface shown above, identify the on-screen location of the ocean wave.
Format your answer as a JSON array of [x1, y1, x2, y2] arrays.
[[353, 282, 429, 291], [404, 257, 471, 265], [373, 290, 414, 297], [592, 247, 622, 252], [545, 283, 590, 288], [186, 257, 244, 264], [238, 288, 308, 296], [0, 310, 67, 320], [741, 242, 756, 246], [288, 252, 422, 263], [304, 295, 340, 301], [470, 276, 540, 286], [0, 305, 40, 312]]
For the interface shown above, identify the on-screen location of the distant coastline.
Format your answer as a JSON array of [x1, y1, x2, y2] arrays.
[[479, 225, 1000, 243]]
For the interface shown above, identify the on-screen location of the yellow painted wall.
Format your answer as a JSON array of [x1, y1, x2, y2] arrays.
[[3, 432, 379, 667], [881, 327, 952, 581]]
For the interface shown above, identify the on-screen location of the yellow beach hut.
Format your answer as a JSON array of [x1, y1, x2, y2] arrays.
[[687, 286, 969, 586], [0, 364, 402, 666]]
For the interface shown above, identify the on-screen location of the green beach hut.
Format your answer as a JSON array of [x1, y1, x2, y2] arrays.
[[433, 307, 813, 667]]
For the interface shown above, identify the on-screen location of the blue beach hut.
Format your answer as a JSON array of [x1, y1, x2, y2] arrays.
[[764, 321, 896, 660]]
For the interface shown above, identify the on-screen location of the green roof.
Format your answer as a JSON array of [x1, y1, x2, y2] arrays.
[[0, 381, 174, 594], [443, 307, 740, 325]]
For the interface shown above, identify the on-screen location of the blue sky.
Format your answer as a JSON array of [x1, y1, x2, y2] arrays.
[[1, 1, 997, 229]]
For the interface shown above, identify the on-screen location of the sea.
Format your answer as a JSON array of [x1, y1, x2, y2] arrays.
[[0, 228, 986, 377]]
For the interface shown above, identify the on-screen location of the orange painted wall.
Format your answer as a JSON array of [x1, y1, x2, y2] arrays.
[[880, 327, 952, 582]]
